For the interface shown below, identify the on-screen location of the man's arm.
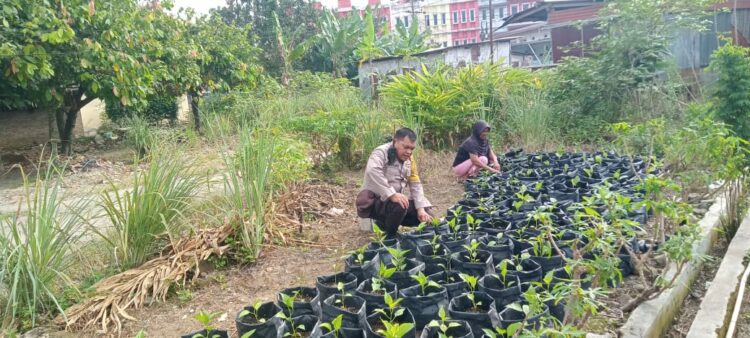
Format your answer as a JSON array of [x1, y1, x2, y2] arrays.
[[364, 148, 397, 201], [407, 157, 432, 210]]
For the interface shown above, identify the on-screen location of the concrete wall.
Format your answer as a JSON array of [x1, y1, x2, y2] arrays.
[[0, 95, 191, 151], [0, 109, 56, 150], [358, 40, 511, 98]]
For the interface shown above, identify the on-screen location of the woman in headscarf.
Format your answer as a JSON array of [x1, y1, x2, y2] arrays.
[[452, 120, 501, 178]]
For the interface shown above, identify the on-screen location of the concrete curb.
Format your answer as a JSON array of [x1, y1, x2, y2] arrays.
[[685, 207, 750, 338], [619, 194, 727, 338]]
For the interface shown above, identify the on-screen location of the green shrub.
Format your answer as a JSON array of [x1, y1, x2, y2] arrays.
[[221, 128, 274, 262], [381, 63, 532, 149], [92, 153, 201, 270], [271, 135, 313, 189], [123, 114, 155, 157], [500, 88, 560, 151], [611, 102, 748, 194], [106, 93, 179, 122], [709, 42, 750, 142], [0, 161, 88, 330]]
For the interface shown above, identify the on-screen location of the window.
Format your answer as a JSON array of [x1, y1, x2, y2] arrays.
[[404, 16, 409, 27], [502, 7, 507, 17], [461, 10, 466, 23], [522, 3, 529, 10], [425, 15, 430, 26], [433, 14, 438, 26], [463, 39, 468, 44], [443, 42, 448, 47], [454, 40, 459, 46], [453, 11, 458, 24], [442, 13, 447, 25], [396, 17, 402, 25], [470, 9, 475, 22], [511, 5, 518, 14], [482, 9, 487, 21], [471, 38, 476, 43]]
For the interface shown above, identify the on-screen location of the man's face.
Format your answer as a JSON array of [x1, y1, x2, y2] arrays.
[[393, 137, 416, 162]]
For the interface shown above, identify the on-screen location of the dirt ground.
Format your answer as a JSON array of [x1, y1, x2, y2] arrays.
[[0, 144, 136, 216], [736, 272, 750, 338], [666, 237, 729, 337], [49, 150, 464, 337]]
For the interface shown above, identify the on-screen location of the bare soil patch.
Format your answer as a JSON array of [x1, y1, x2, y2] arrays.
[[666, 237, 729, 337], [92, 150, 463, 337]]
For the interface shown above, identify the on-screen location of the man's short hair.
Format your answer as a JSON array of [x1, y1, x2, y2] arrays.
[[394, 127, 417, 142]]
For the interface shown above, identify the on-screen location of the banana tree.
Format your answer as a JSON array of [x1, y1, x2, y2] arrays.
[[388, 19, 433, 57], [273, 11, 312, 86], [317, 10, 362, 78]]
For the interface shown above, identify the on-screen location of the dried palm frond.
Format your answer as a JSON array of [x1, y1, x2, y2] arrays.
[[61, 224, 233, 334]]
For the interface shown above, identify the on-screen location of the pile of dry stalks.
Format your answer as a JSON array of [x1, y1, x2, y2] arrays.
[[61, 224, 233, 333]]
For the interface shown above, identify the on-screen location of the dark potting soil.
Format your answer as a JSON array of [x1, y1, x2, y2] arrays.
[[297, 294, 314, 303], [369, 320, 385, 334], [239, 316, 263, 325]]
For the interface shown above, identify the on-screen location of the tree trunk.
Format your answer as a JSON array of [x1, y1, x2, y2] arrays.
[[48, 109, 60, 155], [188, 91, 202, 134], [59, 108, 78, 155], [58, 90, 94, 155]]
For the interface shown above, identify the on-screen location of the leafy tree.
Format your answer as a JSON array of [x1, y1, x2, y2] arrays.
[[709, 42, 750, 141], [385, 19, 433, 57], [316, 10, 363, 78], [1, 0, 195, 154], [547, 0, 716, 142], [1, 1, 262, 150], [216, 0, 321, 78], [185, 11, 261, 131]]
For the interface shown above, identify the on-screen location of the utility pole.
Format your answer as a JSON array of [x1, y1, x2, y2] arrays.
[[489, 0, 494, 63], [411, 0, 416, 29]]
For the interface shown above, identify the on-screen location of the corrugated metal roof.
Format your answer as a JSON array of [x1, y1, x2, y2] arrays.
[[547, 3, 603, 24], [491, 22, 547, 39]]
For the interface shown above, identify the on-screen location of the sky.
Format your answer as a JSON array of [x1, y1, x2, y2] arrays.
[[171, 0, 338, 14]]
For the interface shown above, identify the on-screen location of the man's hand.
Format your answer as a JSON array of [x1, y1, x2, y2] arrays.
[[417, 208, 433, 223], [389, 193, 409, 210]]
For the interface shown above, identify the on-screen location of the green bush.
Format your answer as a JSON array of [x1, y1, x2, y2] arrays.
[[381, 63, 534, 149], [611, 102, 748, 193], [270, 134, 313, 189], [222, 128, 274, 262], [106, 93, 179, 122], [0, 161, 88, 331], [499, 87, 560, 152], [709, 42, 750, 141], [93, 153, 201, 270]]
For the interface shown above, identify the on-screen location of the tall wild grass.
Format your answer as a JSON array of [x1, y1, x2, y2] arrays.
[[221, 127, 275, 261], [500, 88, 560, 152], [0, 161, 88, 330], [93, 153, 201, 270]]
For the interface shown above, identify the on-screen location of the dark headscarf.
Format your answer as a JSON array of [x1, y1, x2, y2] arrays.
[[460, 120, 491, 157]]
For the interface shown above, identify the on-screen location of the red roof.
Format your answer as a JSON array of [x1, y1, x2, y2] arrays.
[[713, 0, 750, 10], [547, 3, 603, 25]]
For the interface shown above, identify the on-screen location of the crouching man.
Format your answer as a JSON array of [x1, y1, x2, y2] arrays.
[[356, 128, 434, 238]]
